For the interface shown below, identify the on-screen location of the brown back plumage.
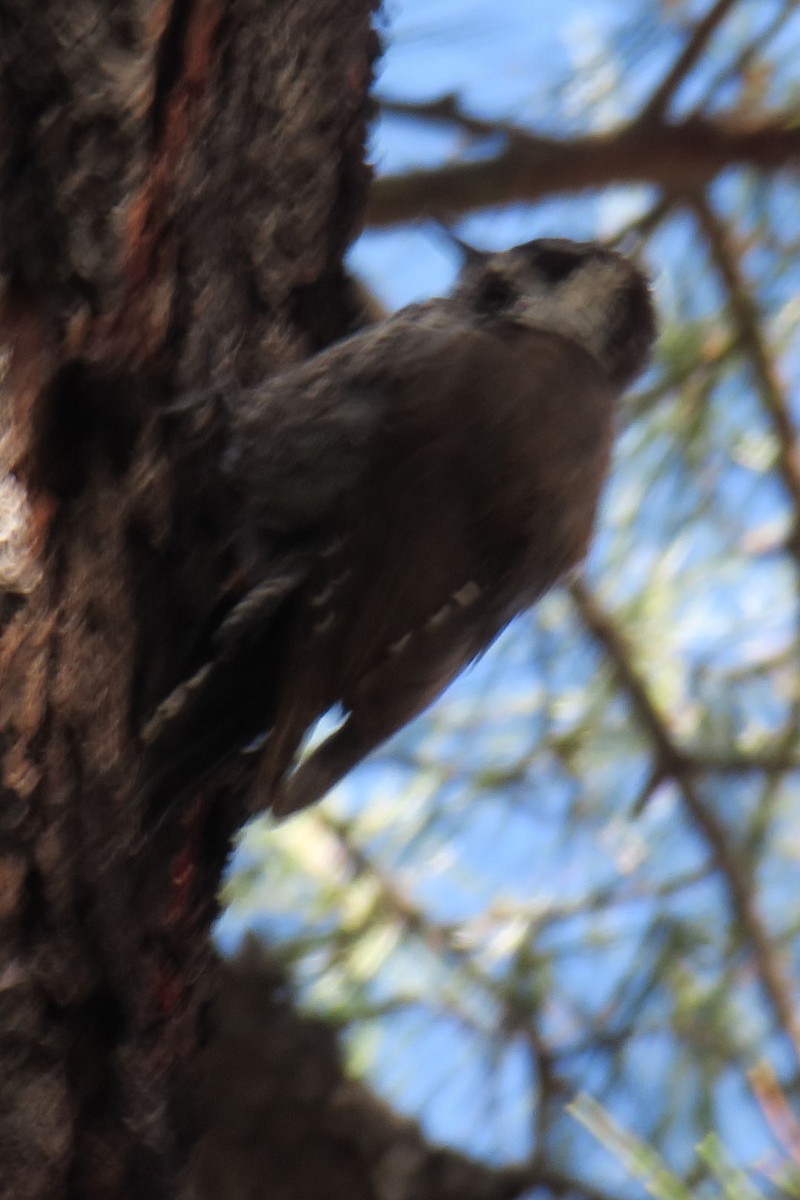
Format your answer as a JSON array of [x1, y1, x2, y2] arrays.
[[141, 237, 656, 818]]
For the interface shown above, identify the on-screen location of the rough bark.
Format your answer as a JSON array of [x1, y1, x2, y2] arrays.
[[0, 2, 378, 1196]]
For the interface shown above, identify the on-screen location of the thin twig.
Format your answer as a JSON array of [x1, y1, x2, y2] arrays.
[[640, 0, 740, 123], [318, 812, 576, 1155], [569, 576, 800, 1061], [378, 92, 557, 148], [689, 750, 800, 774], [366, 119, 800, 228], [696, 0, 798, 117], [690, 194, 800, 534]]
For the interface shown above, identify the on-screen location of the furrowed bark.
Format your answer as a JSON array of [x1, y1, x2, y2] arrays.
[[0, 3, 377, 1195]]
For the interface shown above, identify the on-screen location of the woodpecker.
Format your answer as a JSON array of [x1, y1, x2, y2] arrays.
[[142, 236, 656, 819]]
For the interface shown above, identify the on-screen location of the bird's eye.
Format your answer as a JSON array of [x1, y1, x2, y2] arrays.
[[534, 247, 582, 284], [474, 272, 517, 315]]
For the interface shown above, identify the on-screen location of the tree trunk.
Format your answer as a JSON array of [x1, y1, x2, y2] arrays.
[[186, 942, 554, 1200], [0, 2, 377, 1195]]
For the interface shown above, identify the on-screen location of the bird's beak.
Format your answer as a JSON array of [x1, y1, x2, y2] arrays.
[[607, 229, 646, 259], [430, 219, 488, 267]]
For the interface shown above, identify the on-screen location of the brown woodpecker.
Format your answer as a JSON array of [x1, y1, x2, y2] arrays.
[[142, 236, 656, 819]]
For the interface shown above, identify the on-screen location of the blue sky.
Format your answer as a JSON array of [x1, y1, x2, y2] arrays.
[[219, 1, 800, 1190]]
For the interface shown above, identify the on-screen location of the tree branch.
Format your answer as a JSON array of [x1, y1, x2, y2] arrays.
[[366, 118, 800, 228], [378, 93, 560, 148], [690, 193, 800, 531], [696, 0, 798, 116], [569, 577, 800, 1061], [640, 0, 740, 123]]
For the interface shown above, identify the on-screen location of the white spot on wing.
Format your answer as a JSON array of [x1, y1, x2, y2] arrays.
[[142, 663, 213, 742], [311, 570, 352, 608], [426, 603, 452, 632], [453, 581, 480, 607], [389, 633, 412, 656]]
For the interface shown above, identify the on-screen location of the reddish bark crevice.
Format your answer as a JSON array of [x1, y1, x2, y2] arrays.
[[0, 3, 379, 1196]]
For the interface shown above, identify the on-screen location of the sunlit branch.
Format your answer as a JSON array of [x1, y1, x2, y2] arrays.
[[602, 194, 674, 250], [640, 0, 740, 123], [377, 93, 552, 147], [692, 192, 800, 743], [317, 812, 576, 1154], [690, 751, 800, 774], [750, 1060, 800, 1165], [690, 194, 800, 528], [695, 0, 799, 116], [569, 576, 800, 1061], [625, 332, 740, 425], [366, 120, 800, 228], [523, 1164, 631, 1200], [702, 645, 797, 686]]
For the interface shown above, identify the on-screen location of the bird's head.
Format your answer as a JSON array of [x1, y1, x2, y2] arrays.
[[449, 235, 656, 390]]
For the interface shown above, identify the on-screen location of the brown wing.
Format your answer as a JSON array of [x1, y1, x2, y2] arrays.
[[260, 324, 614, 814]]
